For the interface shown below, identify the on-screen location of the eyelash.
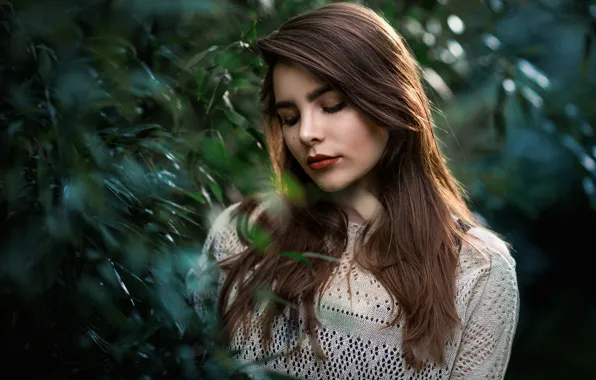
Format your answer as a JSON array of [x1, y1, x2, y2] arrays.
[[279, 102, 347, 127]]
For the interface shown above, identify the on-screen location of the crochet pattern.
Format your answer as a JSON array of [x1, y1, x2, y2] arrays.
[[193, 204, 519, 379]]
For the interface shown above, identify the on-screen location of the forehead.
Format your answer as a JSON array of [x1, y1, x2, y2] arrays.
[[272, 64, 325, 100]]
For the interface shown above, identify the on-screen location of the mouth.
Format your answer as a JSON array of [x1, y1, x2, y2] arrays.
[[307, 155, 341, 170]]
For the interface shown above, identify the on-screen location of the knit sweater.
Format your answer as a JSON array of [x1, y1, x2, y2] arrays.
[[193, 203, 520, 380]]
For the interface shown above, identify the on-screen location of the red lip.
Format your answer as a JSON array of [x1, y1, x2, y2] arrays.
[[307, 154, 341, 170], [307, 154, 339, 164]]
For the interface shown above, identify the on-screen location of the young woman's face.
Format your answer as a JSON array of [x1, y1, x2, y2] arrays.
[[273, 64, 389, 193]]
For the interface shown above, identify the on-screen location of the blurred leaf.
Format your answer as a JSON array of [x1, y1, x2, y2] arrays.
[[277, 172, 305, 205], [254, 288, 298, 311], [494, 80, 508, 140], [2, 0, 596, 378], [581, 32, 591, 78], [280, 251, 314, 275], [516, 87, 533, 121], [302, 252, 339, 263], [208, 180, 224, 203], [185, 46, 219, 71], [37, 48, 53, 84], [187, 191, 206, 204]]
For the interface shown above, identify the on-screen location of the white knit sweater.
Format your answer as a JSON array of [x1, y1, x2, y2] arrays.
[[193, 203, 520, 380]]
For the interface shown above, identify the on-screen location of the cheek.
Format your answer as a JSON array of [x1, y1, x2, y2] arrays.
[[343, 120, 387, 156], [282, 129, 300, 158]]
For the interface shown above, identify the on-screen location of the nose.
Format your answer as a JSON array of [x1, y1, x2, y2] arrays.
[[298, 110, 324, 146]]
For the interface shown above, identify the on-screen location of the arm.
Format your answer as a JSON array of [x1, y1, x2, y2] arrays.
[[450, 229, 520, 380]]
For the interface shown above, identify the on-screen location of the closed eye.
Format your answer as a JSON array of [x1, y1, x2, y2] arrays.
[[278, 115, 299, 126], [323, 101, 346, 114], [278, 102, 347, 127]]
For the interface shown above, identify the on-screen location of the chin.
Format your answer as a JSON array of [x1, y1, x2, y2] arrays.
[[313, 179, 351, 193]]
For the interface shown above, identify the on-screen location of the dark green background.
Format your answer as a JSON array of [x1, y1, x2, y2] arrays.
[[1, 0, 594, 378]]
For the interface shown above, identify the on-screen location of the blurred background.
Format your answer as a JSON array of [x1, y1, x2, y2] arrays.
[[1, 0, 594, 378]]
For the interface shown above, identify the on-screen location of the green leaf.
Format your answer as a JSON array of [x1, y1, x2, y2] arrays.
[[494, 81, 508, 141], [224, 108, 249, 129], [242, 223, 271, 253], [88, 35, 137, 57], [186, 191, 205, 204], [36, 153, 53, 213], [203, 136, 228, 164], [281, 251, 314, 274], [278, 172, 305, 204], [185, 45, 219, 71], [38, 48, 53, 84], [582, 33, 591, 79], [254, 288, 298, 310], [302, 252, 339, 263], [208, 180, 224, 203]]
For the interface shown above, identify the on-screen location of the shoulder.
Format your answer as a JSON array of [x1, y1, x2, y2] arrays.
[[208, 202, 242, 233], [451, 226, 520, 377], [206, 199, 269, 235], [456, 225, 519, 314], [458, 225, 516, 276], [202, 199, 270, 261], [201, 202, 243, 261]]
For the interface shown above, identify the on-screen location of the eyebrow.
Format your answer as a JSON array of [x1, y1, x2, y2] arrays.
[[274, 84, 333, 110]]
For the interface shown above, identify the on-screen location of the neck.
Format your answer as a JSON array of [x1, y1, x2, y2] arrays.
[[332, 177, 383, 225]]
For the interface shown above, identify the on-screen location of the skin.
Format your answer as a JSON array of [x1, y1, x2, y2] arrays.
[[273, 64, 389, 224]]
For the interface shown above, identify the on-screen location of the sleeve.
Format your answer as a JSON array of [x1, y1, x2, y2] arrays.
[[449, 228, 520, 380]]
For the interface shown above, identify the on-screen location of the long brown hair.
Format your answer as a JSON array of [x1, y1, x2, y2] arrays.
[[217, 2, 478, 370]]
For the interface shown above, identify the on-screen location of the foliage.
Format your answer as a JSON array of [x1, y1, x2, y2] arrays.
[[0, 0, 264, 377], [1, 0, 595, 378]]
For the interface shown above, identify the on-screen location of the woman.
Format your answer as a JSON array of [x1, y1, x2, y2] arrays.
[[194, 2, 519, 379]]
